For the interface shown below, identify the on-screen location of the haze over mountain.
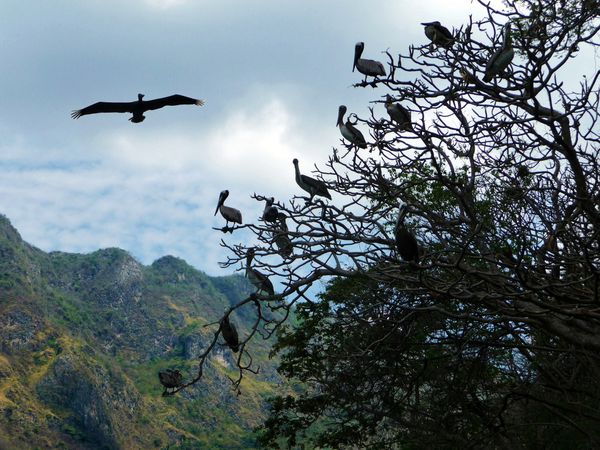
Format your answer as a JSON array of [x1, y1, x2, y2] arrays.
[[0, 213, 281, 449]]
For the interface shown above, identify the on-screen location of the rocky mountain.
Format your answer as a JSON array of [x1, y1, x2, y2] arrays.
[[0, 214, 281, 449]]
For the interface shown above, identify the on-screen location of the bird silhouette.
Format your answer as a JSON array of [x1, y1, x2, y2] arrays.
[[71, 93, 204, 122], [422, 21, 454, 48], [293, 158, 332, 203], [158, 369, 183, 395], [215, 190, 242, 233], [220, 315, 240, 353]]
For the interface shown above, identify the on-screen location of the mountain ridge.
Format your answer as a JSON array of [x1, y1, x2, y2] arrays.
[[0, 213, 280, 449]]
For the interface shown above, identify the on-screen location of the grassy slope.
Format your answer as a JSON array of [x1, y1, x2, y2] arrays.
[[0, 214, 281, 449]]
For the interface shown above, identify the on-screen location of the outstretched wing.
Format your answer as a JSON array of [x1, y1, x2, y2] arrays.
[[143, 94, 205, 111], [71, 101, 134, 119]]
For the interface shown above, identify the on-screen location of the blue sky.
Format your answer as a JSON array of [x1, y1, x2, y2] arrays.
[[0, 0, 510, 276]]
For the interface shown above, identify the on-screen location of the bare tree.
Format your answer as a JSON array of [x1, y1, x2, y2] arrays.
[[169, 0, 600, 444]]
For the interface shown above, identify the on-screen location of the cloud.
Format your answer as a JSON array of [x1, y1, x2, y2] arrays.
[[0, 89, 333, 276], [143, 0, 189, 9]]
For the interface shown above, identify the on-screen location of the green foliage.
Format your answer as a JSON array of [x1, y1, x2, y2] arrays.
[[0, 215, 281, 449]]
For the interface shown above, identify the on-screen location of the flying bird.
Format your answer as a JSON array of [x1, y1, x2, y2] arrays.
[[337, 105, 367, 149], [293, 158, 332, 203], [220, 315, 240, 353], [246, 248, 275, 297], [394, 202, 420, 264], [158, 369, 183, 396], [422, 21, 454, 48], [385, 95, 413, 132], [262, 197, 279, 223], [71, 93, 204, 123], [483, 24, 514, 82], [353, 42, 386, 82], [215, 190, 242, 232]]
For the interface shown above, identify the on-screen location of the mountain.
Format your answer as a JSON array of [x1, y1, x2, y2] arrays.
[[0, 214, 281, 449]]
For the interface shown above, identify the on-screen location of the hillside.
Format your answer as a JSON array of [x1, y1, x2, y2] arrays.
[[0, 214, 281, 449]]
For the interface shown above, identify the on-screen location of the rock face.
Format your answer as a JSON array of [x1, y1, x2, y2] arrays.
[[0, 214, 281, 449]]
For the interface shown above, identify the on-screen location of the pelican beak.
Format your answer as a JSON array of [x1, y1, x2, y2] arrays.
[[215, 195, 223, 216], [336, 107, 344, 127]]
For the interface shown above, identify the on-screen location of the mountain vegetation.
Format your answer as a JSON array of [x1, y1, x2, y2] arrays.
[[0, 214, 281, 449]]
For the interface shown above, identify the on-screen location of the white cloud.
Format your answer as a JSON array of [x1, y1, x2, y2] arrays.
[[0, 90, 333, 276]]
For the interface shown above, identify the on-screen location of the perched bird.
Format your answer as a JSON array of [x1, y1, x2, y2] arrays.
[[337, 105, 367, 149], [459, 67, 477, 84], [394, 202, 419, 264], [292, 158, 332, 202], [220, 315, 240, 353], [483, 24, 514, 82], [71, 93, 204, 123], [262, 197, 279, 223], [385, 95, 413, 132], [421, 21, 454, 48], [158, 369, 183, 395], [214, 190, 242, 232], [246, 248, 275, 297], [353, 42, 386, 82], [273, 212, 293, 258]]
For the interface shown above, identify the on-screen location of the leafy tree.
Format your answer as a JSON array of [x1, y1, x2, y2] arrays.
[[173, 0, 600, 446]]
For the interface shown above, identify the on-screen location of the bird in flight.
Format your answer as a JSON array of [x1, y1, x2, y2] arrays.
[[71, 93, 204, 123]]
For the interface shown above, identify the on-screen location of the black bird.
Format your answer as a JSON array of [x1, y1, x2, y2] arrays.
[[293, 158, 332, 202], [422, 21, 454, 48], [215, 190, 243, 232], [273, 212, 293, 259], [246, 248, 275, 297], [483, 24, 514, 83], [262, 197, 279, 223], [353, 42, 386, 82], [394, 202, 419, 264], [220, 315, 240, 353], [71, 93, 204, 123], [158, 369, 183, 395], [385, 95, 413, 132]]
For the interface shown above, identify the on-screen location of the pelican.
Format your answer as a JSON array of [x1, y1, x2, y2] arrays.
[[214, 190, 242, 232], [273, 212, 293, 258], [337, 105, 367, 149], [220, 315, 239, 352], [422, 21, 454, 48], [385, 95, 413, 132], [71, 93, 204, 123], [158, 369, 183, 395], [262, 197, 279, 223], [394, 202, 419, 263], [483, 24, 514, 82], [246, 248, 275, 297], [353, 42, 386, 82], [293, 158, 332, 202]]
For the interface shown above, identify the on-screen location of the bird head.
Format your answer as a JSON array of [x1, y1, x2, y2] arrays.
[[293, 158, 299, 166], [137, 93, 145, 101], [215, 190, 229, 215], [353, 42, 364, 71], [337, 105, 347, 127]]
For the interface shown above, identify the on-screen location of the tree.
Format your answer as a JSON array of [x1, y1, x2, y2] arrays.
[[172, 0, 600, 446]]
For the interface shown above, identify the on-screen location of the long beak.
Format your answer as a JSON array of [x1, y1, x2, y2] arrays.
[[214, 199, 222, 216], [336, 109, 343, 127]]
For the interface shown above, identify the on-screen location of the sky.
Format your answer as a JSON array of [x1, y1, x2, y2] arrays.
[[0, 0, 582, 277]]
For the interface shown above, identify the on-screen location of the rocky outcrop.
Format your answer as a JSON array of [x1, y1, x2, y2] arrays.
[[37, 352, 148, 449]]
